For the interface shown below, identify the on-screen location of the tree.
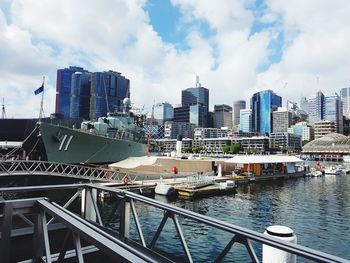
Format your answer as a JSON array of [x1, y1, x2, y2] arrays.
[[230, 143, 241, 154], [223, 145, 231, 154], [192, 147, 202, 154], [302, 140, 310, 146]]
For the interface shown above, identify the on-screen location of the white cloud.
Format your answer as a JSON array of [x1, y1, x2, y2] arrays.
[[1, 0, 349, 120]]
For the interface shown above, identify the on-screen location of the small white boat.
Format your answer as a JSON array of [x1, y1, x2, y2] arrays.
[[155, 183, 177, 196], [323, 166, 341, 175], [309, 170, 323, 177]]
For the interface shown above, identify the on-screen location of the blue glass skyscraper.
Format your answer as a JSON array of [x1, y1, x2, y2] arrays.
[[56, 66, 88, 118], [90, 71, 130, 120], [70, 72, 91, 119], [251, 90, 282, 134]]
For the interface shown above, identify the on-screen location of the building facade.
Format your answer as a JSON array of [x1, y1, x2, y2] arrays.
[[56, 66, 88, 118], [233, 100, 246, 127], [164, 121, 195, 139], [251, 90, 282, 134], [270, 132, 302, 151], [239, 109, 252, 132], [90, 71, 130, 120], [213, 104, 232, 128], [340, 87, 350, 119], [314, 120, 336, 139], [154, 102, 174, 124], [287, 122, 314, 142], [70, 72, 91, 119], [272, 107, 292, 133]]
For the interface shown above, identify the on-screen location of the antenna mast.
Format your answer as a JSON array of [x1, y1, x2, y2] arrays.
[[38, 76, 45, 121], [1, 98, 6, 119]]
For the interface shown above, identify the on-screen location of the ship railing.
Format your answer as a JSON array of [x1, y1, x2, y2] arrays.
[[1, 184, 347, 263], [0, 160, 139, 184]]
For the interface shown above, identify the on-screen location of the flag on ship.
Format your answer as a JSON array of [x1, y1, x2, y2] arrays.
[[34, 85, 44, 95]]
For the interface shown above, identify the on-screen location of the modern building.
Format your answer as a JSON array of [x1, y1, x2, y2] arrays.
[[270, 132, 302, 152], [70, 72, 91, 119], [302, 91, 343, 134], [340, 87, 350, 119], [239, 109, 252, 132], [233, 100, 246, 127], [213, 104, 232, 128], [90, 71, 130, 120], [164, 121, 195, 139], [153, 102, 174, 124], [235, 136, 270, 153], [314, 120, 336, 139], [288, 122, 314, 142], [56, 66, 88, 118], [251, 90, 282, 134], [156, 138, 193, 153], [272, 107, 293, 133], [181, 78, 209, 127]]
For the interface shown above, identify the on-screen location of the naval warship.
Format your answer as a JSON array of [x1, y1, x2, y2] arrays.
[[37, 98, 148, 164]]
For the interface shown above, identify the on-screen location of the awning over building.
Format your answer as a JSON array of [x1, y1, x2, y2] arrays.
[[225, 155, 303, 164]]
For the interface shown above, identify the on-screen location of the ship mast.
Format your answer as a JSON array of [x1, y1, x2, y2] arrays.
[[38, 76, 45, 121], [1, 97, 6, 119]]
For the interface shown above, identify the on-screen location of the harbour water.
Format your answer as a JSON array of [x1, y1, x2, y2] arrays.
[[147, 174, 350, 262]]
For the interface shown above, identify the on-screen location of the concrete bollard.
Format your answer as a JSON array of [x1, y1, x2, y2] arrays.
[[263, 225, 297, 263], [217, 163, 222, 177]]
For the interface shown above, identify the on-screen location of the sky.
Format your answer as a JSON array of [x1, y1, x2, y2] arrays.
[[0, 0, 350, 118]]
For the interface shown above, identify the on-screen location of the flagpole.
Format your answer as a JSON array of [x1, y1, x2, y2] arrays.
[[39, 76, 45, 122]]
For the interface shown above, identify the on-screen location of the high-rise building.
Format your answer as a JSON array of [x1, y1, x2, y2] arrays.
[[302, 91, 343, 134], [90, 71, 130, 120], [272, 107, 292, 133], [181, 77, 209, 127], [213, 104, 232, 128], [154, 102, 174, 124], [70, 72, 91, 119], [251, 90, 282, 134], [341, 87, 350, 119], [56, 66, 88, 118], [239, 109, 252, 132], [233, 100, 246, 127]]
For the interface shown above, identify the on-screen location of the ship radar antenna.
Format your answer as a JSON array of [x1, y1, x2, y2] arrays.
[[1, 97, 6, 119]]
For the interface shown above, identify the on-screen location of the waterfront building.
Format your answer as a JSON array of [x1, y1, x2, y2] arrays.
[[269, 132, 302, 152], [70, 72, 91, 119], [56, 66, 88, 118], [154, 102, 174, 124], [239, 109, 252, 132], [272, 107, 292, 133], [234, 136, 270, 153], [213, 104, 232, 128], [288, 122, 314, 142], [251, 90, 282, 134], [164, 121, 195, 139], [156, 138, 193, 153], [340, 87, 350, 119], [201, 137, 231, 154], [302, 133, 350, 161], [314, 120, 336, 139], [193, 127, 229, 149], [233, 100, 246, 128], [90, 71, 130, 120]]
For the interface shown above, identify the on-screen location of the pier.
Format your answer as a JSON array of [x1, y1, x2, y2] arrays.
[[0, 183, 348, 263]]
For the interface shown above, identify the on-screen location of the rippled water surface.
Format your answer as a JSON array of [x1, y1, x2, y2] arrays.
[[150, 175, 350, 262]]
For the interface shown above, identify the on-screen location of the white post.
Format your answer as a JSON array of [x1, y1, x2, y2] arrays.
[[263, 225, 297, 263], [217, 163, 222, 177], [176, 135, 182, 158], [81, 188, 97, 222]]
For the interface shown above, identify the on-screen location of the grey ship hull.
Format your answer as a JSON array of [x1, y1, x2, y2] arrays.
[[39, 122, 148, 164]]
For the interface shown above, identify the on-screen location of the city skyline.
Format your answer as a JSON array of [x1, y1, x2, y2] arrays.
[[0, 0, 350, 118]]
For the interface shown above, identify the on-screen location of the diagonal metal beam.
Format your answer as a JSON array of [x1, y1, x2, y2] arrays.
[[40, 210, 52, 263], [214, 234, 239, 263], [130, 199, 146, 247], [149, 211, 170, 249], [72, 232, 84, 263], [172, 214, 193, 263]]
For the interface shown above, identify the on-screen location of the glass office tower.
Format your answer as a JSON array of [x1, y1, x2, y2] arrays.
[[251, 90, 282, 134], [56, 66, 88, 118], [70, 72, 91, 119]]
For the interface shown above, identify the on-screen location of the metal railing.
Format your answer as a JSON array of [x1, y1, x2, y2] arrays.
[[0, 184, 348, 263], [0, 160, 134, 183]]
